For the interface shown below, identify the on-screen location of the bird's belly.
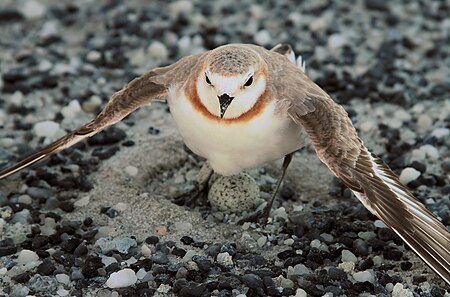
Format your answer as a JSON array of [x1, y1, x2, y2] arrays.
[[168, 91, 306, 175]]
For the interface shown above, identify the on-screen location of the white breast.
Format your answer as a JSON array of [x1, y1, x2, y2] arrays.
[[168, 88, 306, 176]]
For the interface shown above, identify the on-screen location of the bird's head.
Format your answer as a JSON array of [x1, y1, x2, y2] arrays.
[[196, 45, 268, 119]]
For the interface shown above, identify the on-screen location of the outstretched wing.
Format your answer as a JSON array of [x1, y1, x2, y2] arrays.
[[273, 56, 450, 284], [0, 53, 205, 180]]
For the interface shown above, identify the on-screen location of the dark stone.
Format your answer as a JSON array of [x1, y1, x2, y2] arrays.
[[327, 267, 347, 281], [353, 239, 370, 256], [83, 217, 93, 227], [87, 127, 126, 145], [178, 282, 207, 297], [430, 286, 445, 297], [59, 201, 75, 212], [12, 272, 30, 283], [0, 239, 17, 256], [91, 146, 120, 160], [242, 273, 263, 290], [26, 187, 55, 200], [180, 236, 195, 245], [220, 243, 237, 257], [73, 243, 88, 257], [152, 253, 169, 265], [37, 258, 56, 276], [0, 9, 24, 22], [32, 235, 50, 249], [383, 248, 403, 261], [52, 250, 75, 267], [205, 243, 222, 258], [359, 258, 374, 270], [82, 255, 103, 278], [173, 278, 189, 293], [277, 249, 296, 260], [400, 261, 412, 271], [172, 247, 186, 257], [62, 237, 82, 253], [192, 255, 211, 273], [410, 161, 426, 173], [148, 126, 160, 135]]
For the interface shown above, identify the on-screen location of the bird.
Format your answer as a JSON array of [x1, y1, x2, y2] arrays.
[[0, 43, 449, 285]]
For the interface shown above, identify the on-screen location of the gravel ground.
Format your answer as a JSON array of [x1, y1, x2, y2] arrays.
[[1, 0, 450, 296]]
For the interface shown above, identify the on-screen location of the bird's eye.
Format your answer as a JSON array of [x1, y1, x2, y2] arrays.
[[244, 76, 253, 87], [205, 74, 212, 85]]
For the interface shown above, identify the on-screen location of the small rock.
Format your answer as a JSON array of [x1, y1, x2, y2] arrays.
[[341, 250, 357, 263], [328, 34, 347, 49], [19, 0, 46, 19], [353, 271, 375, 284], [124, 166, 138, 177], [399, 167, 421, 185], [254, 30, 272, 45], [148, 41, 169, 61], [61, 100, 81, 119], [216, 252, 233, 267], [106, 268, 137, 288], [34, 121, 60, 138], [417, 114, 432, 131], [431, 128, 449, 139], [17, 249, 39, 264], [74, 196, 90, 207]]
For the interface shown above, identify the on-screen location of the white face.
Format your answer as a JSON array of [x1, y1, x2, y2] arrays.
[[196, 65, 267, 119]]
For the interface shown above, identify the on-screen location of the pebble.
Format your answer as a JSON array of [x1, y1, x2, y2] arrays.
[[82, 95, 102, 113], [74, 196, 90, 207], [294, 288, 308, 297], [61, 100, 81, 119], [17, 249, 39, 264], [353, 271, 375, 284], [254, 30, 272, 46], [431, 127, 449, 139], [148, 41, 169, 61], [287, 264, 311, 277], [328, 34, 347, 49], [399, 167, 421, 185], [124, 165, 139, 177], [419, 144, 439, 160], [19, 0, 46, 19], [106, 268, 137, 288], [216, 252, 233, 267], [96, 236, 137, 254], [341, 250, 358, 263], [417, 114, 433, 131], [34, 120, 60, 138], [57, 289, 70, 297], [17, 194, 32, 204]]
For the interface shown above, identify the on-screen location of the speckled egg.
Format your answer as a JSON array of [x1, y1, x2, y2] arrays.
[[208, 173, 261, 213]]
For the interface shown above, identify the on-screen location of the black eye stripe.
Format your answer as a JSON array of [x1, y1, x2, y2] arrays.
[[244, 76, 253, 87], [205, 74, 211, 85]]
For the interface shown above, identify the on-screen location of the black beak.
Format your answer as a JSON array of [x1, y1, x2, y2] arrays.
[[218, 93, 234, 118]]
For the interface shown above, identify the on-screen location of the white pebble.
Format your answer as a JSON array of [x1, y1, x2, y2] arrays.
[[254, 30, 272, 45], [284, 238, 294, 246], [216, 252, 233, 267], [74, 196, 90, 207], [86, 50, 101, 62], [141, 244, 152, 257], [82, 95, 102, 113], [419, 144, 439, 160], [20, 0, 46, 19], [328, 34, 347, 49], [392, 283, 413, 297], [341, 250, 357, 263], [431, 127, 449, 139], [417, 114, 432, 131], [34, 121, 60, 138], [136, 268, 147, 280], [61, 100, 81, 119], [309, 17, 328, 32], [17, 249, 39, 264], [358, 231, 376, 241], [294, 288, 308, 297], [106, 268, 137, 288], [287, 264, 311, 277], [124, 165, 139, 177], [57, 289, 69, 297], [257, 236, 267, 247], [338, 261, 355, 273], [394, 109, 412, 122], [56, 273, 70, 285], [147, 41, 169, 61], [353, 271, 375, 284], [169, 0, 193, 17], [399, 167, 421, 185]]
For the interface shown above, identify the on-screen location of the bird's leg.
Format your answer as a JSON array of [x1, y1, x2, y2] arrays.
[[238, 153, 294, 224], [172, 161, 214, 206]]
